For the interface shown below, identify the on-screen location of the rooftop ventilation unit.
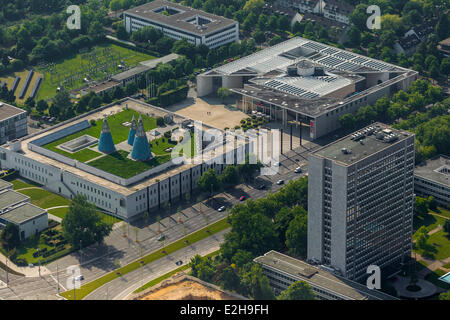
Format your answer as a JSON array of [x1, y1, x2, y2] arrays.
[[341, 148, 352, 154]]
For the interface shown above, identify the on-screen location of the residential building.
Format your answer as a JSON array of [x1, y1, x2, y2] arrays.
[[307, 123, 415, 282], [254, 251, 398, 300], [276, 0, 354, 25], [437, 38, 450, 57], [414, 155, 450, 206], [123, 0, 239, 48], [0, 102, 27, 145], [0, 179, 13, 192]]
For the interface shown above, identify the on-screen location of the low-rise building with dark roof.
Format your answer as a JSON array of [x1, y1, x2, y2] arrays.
[[437, 38, 450, 57], [123, 0, 239, 48], [255, 251, 398, 300], [414, 155, 450, 206], [0, 203, 48, 240], [0, 189, 29, 214]]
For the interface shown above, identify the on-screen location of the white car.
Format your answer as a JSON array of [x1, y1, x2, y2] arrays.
[[217, 206, 226, 212], [75, 275, 84, 281], [276, 179, 284, 185], [294, 167, 302, 173], [273, 161, 280, 167], [157, 234, 165, 241]]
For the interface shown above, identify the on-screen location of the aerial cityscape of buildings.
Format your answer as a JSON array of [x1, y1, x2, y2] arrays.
[[0, 0, 448, 306]]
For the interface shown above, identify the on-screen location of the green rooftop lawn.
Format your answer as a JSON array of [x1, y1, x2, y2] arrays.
[[88, 150, 171, 179], [43, 109, 157, 162], [18, 188, 71, 209]]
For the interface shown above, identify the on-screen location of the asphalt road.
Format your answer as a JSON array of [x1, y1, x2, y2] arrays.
[[0, 142, 314, 300]]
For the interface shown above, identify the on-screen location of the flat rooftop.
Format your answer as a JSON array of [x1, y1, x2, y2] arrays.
[[1, 203, 46, 225], [7, 99, 243, 196], [0, 190, 29, 210], [312, 123, 414, 166], [208, 37, 406, 76], [255, 251, 397, 300], [0, 179, 12, 191], [125, 0, 237, 36], [414, 155, 450, 187], [0, 102, 26, 122]]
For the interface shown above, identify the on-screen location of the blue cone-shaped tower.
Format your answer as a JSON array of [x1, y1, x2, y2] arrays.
[[127, 115, 136, 146], [131, 115, 152, 161], [98, 116, 116, 154]]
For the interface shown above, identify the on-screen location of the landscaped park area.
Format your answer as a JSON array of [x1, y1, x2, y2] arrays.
[[0, 43, 155, 103], [0, 178, 120, 265], [42, 108, 197, 179]]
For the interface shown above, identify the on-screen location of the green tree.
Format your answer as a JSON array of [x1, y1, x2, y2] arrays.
[[339, 113, 356, 131], [116, 25, 128, 40], [241, 264, 275, 300], [415, 226, 429, 251], [415, 196, 430, 216], [254, 30, 265, 44], [0, 223, 20, 251], [220, 165, 240, 186], [197, 168, 221, 193], [217, 87, 231, 102], [285, 213, 308, 258], [277, 281, 316, 300], [219, 266, 241, 291], [36, 99, 48, 114], [62, 195, 112, 248], [444, 220, 450, 236]]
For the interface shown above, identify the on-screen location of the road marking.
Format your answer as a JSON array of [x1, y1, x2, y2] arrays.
[[50, 274, 66, 292]]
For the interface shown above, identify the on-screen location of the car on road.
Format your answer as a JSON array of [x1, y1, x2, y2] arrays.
[[239, 195, 246, 201], [75, 275, 84, 281], [294, 167, 302, 173], [276, 179, 284, 185], [157, 234, 166, 241], [217, 206, 226, 212], [273, 161, 280, 167], [28, 264, 34, 268], [175, 260, 183, 266]]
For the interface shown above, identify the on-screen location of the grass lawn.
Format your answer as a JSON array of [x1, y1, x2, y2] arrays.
[[0, 223, 72, 266], [88, 150, 171, 178], [430, 207, 450, 219], [47, 207, 121, 225], [36, 43, 155, 101], [413, 213, 446, 236], [443, 262, 450, 269], [10, 178, 42, 190], [18, 188, 71, 209], [43, 109, 157, 162], [133, 250, 219, 294], [0, 69, 43, 104], [60, 218, 230, 300], [426, 230, 450, 260]]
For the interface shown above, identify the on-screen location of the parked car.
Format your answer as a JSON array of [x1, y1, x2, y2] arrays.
[[217, 206, 226, 212], [239, 195, 246, 201], [294, 167, 302, 173], [276, 179, 284, 185], [273, 161, 280, 167], [75, 275, 84, 281], [175, 260, 183, 266], [157, 234, 165, 241], [257, 184, 265, 190]]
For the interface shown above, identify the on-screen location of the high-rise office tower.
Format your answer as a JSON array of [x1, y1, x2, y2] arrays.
[[307, 123, 415, 281]]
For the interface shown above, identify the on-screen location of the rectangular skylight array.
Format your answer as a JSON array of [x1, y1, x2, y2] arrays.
[[351, 56, 369, 64], [316, 76, 337, 82], [278, 84, 308, 96], [317, 56, 344, 67], [334, 51, 357, 60], [301, 92, 319, 98], [302, 41, 327, 52], [364, 60, 392, 70], [321, 47, 339, 55], [336, 61, 361, 71]]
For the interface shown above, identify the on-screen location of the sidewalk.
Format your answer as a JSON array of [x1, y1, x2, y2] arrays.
[[0, 251, 51, 277]]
